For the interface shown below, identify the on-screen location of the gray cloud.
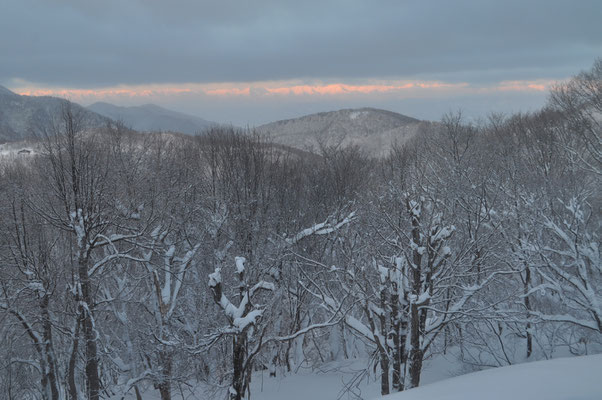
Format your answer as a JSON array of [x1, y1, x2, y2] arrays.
[[1, 0, 600, 87]]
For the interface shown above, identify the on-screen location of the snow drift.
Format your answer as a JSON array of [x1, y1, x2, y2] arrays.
[[378, 354, 602, 400]]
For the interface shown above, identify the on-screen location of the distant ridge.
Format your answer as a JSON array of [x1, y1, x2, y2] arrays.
[[256, 107, 427, 155], [1, 85, 427, 154], [88, 102, 216, 134], [0, 84, 18, 97], [0, 85, 108, 143]]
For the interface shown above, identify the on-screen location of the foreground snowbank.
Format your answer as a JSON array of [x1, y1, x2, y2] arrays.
[[378, 354, 602, 400], [113, 354, 600, 399]]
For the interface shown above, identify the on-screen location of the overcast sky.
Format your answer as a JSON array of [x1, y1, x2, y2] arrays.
[[1, 0, 600, 125]]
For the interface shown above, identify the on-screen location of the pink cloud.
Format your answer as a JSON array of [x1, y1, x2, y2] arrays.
[[204, 87, 251, 96], [496, 80, 554, 92], [15, 86, 192, 101], [211, 81, 469, 97], [10, 78, 559, 104]]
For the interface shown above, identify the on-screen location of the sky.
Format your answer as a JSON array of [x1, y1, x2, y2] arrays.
[[1, 0, 600, 126]]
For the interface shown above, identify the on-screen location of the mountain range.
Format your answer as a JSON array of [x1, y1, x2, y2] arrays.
[[0, 85, 107, 142], [87, 102, 215, 134], [0, 85, 426, 155], [0, 85, 217, 142]]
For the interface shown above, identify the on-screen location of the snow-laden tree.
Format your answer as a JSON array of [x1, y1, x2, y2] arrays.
[[0, 169, 63, 400], [529, 197, 600, 333], [206, 210, 354, 400], [30, 107, 152, 399], [487, 104, 600, 361], [550, 58, 602, 175], [208, 256, 274, 400], [145, 228, 201, 400]]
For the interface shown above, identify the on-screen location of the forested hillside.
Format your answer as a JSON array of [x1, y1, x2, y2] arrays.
[[256, 107, 425, 156], [0, 86, 108, 143], [0, 61, 599, 400]]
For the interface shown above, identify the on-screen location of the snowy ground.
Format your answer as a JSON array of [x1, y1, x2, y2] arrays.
[[249, 355, 460, 400], [117, 353, 462, 399], [119, 354, 601, 399], [379, 354, 602, 400]]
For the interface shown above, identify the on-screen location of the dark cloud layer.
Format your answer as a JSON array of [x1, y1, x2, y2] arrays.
[[1, 0, 600, 87]]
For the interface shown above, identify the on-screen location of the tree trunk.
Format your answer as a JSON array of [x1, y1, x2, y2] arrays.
[[524, 266, 533, 358], [400, 314, 408, 386], [134, 386, 143, 400], [231, 335, 246, 400], [408, 247, 423, 389], [390, 284, 403, 392], [157, 349, 172, 400], [40, 353, 49, 400], [379, 349, 390, 396], [83, 313, 100, 400], [79, 256, 101, 400], [408, 300, 424, 388], [379, 278, 390, 395], [42, 295, 60, 400], [407, 201, 425, 389], [68, 311, 82, 400]]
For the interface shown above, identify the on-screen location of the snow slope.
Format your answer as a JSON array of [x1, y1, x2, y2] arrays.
[[378, 354, 602, 400]]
